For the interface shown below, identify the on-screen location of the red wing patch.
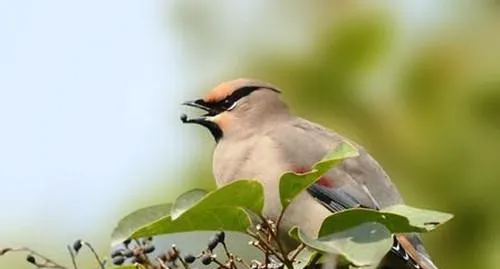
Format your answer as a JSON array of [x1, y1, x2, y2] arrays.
[[293, 167, 335, 188]]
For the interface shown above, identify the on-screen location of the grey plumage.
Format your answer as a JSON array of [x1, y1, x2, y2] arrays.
[[182, 79, 438, 269]]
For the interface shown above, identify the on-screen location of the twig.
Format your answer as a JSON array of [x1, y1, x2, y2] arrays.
[[247, 232, 284, 263], [212, 256, 231, 269], [235, 256, 251, 269], [156, 257, 168, 269], [66, 245, 78, 269], [5, 247, 67, 269], [220, 243, 237, 269], [258, 216, 287, 265], [221, 242, 232, 260], [288, 244, 305, 262], [264, 247, 269, 269], [82, 242, 105, 269], [177, 255, 189, 269]]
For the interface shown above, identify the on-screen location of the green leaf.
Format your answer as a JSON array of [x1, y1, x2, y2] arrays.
[[111, 204, 172, 246], [170, 189, 208, 220], [279, 142, 359, 209], [111, 180, 264, 245], [318, 205, 453, 237], [290, 222, 392, 267], [382, 204, 454, 232], [292, 248, 323, 269]]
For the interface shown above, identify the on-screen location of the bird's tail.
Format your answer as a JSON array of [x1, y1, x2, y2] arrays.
[[394, 234, 438, 269]]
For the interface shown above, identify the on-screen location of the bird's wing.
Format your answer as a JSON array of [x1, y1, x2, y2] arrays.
[[267, 117, 403, 208], [266, 117, 437, 269]]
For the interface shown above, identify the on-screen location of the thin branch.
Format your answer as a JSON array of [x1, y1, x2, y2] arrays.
[[212, 257, 231, 269], [177, 255, 189, 269], [6, 247, 67, 269], [82, 242, 104, 269], [221, 242, 232, 260], [235, 256, 251, 269], [247, 232, 284, 263], [156, 257, 168, 269], [66, 246, 78, 269], [288, 244, 305, 262], [264, 247, 269, 269], [258, 216, 287, 264]]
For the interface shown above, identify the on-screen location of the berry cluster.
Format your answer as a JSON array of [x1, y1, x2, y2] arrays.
[[1, 220, 308, 269], [109, 231, 235, 269], [110, 237, 156, 266]]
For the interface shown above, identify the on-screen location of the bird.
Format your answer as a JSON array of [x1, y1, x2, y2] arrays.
[[181, 78, 438, 269]]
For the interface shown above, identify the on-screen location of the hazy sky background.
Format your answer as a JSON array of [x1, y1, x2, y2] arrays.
[[0, 0, 193, 241], [0, 0, 443, 257]]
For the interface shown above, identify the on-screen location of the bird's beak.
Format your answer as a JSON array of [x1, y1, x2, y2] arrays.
[[180, 99, 217, 124], [180, 99, 223, 141], [182, 99, 214, 113]]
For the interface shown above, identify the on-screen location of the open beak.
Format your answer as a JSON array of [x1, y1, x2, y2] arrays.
[[180, 99, 223, 141], [182, 99, 215, 113], [180, 99, 217, 124]]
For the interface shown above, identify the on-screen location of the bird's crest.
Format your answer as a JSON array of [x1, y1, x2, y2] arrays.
[[203, 78, 280, 103]]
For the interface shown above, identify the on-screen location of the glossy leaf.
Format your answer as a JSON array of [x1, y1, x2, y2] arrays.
[[290, 222, 392, 267], [111, 180, 263, 246], [170, 189, 208, 220], [111, 204, 172, 247], [279, 142, 359, 209], [319, 205, 453, 237], [382, 204, 454, 232]]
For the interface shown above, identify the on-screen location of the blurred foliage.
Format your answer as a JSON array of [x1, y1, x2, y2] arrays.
[[110, 143, 452, 268], [172, 1, 500, 269]]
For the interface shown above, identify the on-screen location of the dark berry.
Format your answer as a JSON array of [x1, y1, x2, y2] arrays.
[[207, 235, 219, 251], [201, 255, 212, 265], [110, 248, 123, 258], [123, 249, 134, 258], [184, 254, 196, 264], [123, 238, 132, 247], [26, 254, 36, 265], [215, 231, 225, 243], [180, 114, 188, 123], [72, 239, 82, 253], [112, 256, 125, 266], [144, 244, 155, 254]]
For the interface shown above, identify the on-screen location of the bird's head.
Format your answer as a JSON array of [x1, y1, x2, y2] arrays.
[[181, 78, 289, 142]]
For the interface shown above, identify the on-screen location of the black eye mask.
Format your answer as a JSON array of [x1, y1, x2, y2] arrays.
[[214, 86, 260, 111], [215, 86, 280, 111], [181, 86, 279, 142]]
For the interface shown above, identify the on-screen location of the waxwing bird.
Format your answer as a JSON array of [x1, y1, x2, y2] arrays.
[[181, 78, 438, 269]]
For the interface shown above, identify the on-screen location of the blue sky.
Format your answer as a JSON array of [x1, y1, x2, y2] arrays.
[[0, 0, 196, 242]]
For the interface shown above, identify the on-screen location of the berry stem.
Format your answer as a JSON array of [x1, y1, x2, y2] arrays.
[[288, 243, 305, 262], [156, 257, 169, 269], [82, 242, 105, 269], [212, 257, 231, 269], [247, 232, 284, 263], [6, 247, 67, 269], [66, 245, 78, 269]]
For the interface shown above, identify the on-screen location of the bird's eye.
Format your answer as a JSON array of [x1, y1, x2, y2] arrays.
[[226, 100, 238, 111], [219, 98, 238, 111]]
